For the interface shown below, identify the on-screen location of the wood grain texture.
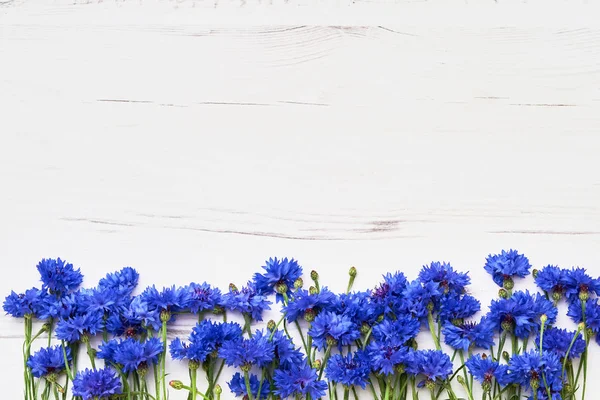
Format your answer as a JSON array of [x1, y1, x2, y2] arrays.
[[1, 1, 600, 398]]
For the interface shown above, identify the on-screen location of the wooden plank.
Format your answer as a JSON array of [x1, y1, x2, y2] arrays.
[[1, 3, 599, 399]]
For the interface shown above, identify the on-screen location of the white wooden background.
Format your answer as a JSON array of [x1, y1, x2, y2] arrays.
[[1, 0, 600, 398]]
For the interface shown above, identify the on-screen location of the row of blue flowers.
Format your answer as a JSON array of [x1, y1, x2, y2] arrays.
[[4, 250, 599, 400]]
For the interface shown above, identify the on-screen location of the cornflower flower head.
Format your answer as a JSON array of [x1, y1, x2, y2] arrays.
[[564, 267, 600, 302], [398, 280, 441, 320], [370, 272, 408, 315], [72, 367, 122, 400], [221, 282, 272, 321], [228, 372, 269, 399], [484, 249, 531, 287], [567, 298, 600, 334], [465, 354, 510, 389], [171, 320, 242, 362], [282, 287, 336, 322], [419, 261, 470, 295], [140, 285, 191, 315], [271, 330, 304, 369], [55, 311, 104, 342], [98, 337, 162, 373], [488, 290, 552, 339], [335, 291, 381, 328], [273, 364, 327, 399], [98, 267, 139, 298], [127, 295, 160, 331], [371, 316, 420, 346], [27, 345, 71, 378], [507, 350, 562, 394], [438, 294, 480, 324], [442, 317, 495, 352], [3, 288, 45, 318], [366, 342, 412, 375], [253, 257, 303, 302], [36, 258, 83, 295], [309, 311, 360, 350], [219, 329, 275, 369], [325, 350, 371, 388], [186, 282, 222, 314], [535, 327, 585, 359], [406, 349, 453, 388], [534, 265, 568, 302]]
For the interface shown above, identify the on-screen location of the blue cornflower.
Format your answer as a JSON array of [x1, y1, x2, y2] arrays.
[[99, 338, 162, 373], [72, 367, 122, 400], [536, 327, 585, 359], [283, 287, 336, 322], [36, 292, 81, 321], [465, 354, 510, 388], [419, 261, 470, 295], [507, 350, 562, 393], [273, 364, 327, 399], [366, 342, 412, 375], [442, 317, 495, 352], [253, 257, 303, 302], [37, 258, 83, 294], [141, 285, 191, 314], [79, 287, 120, 315], [271, 330, 304, 369], [487, 291, 552, 339], [567, 299, 600, 334], [371, 316, 420, 346], [564, 267, 600, 302], [219, 329, 274, 369], [534, 265, 568, 301], [325, 350, 371, 388], [399, 280, 442, 320], [309, 311, 360, 350], [406, 350, 453, 386], [221, 282, 272, 321], [228, 372, 269, 399], [104, 310, 144, 337], [56, 312, 104, 342], [3, 288, 45, 318], [335, 291, 381, 327], [370, 272, 408, 314], [438, 294, 480, 323], [484, 249, 531, 287], [27, 345, 71, 378], [127, 295, 161, 331], [171, 320, 242, 362], [186, 282, 222, 314], [98, 267, 139, 298]]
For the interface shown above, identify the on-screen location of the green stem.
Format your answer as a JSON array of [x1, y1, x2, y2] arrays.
[[427, 310, 441, 350], [318, 345, 332, 381], [85, 340, 96, 370], [344, 386, 350, 400], [191, 367, 198, 400], [351, 387, 359, 400], [244, 370, 254, 400], [384, 377, 391, 400], [411, 377, 418, 400], [367, 378, 380, 400], [562, 326, 583, 379], [294, 320, 310, 362], [459, 351, 474, 400], [161, 321, 168, 400]]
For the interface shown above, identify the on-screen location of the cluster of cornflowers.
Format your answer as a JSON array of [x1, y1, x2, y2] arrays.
[[4, 251, 600, 400]]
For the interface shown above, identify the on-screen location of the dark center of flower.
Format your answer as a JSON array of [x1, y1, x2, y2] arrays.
[[125, 327, 137, 337], [579, 284, 589, 293], [483, 371, 493, 383], [372, 283, 390, 300]]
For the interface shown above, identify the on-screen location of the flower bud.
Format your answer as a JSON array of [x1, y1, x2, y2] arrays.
[[267, 320, 276, 332], [586, 328, 594, 338], [552, 291, 562, 302], [189, 360, 200, 370], [425, 379, 435, 391], [426, 302, 434, 312], [138, 363, 148, 378], [501, 320, 513, 333], [457, 375, 465, 385], [503, 277, 514, 291], [311, 270, 319, 281], [481, 353, 487, 360], [482, 381, 492, 392], [212, 305, 225, 315], [349, 266, 357, 278], [409, 338, 418, 350], [563, 383, 572, 393], [215, 384, 222, 395], [540, 314, 548, 324], [451, 318, 463, 326], [294, 278, 303, 289], [312, 359, 322, 369], [241, 363, 252, 372], [160, 309, 171, 323], [532, 269, 539, 278], [170, 380, 185, 390], [304, 309, 316, 323], [309, 286, 318, 295], [579, 291, 589, 301], [498, 288, 508, 299], [46, 372, 58, 383], [326, 335, 338, 347], [394, 364, 405, 374], [229, 283, 238, 293], [81, 333, 90, 344], [275, 282, 288, 295], [578, 322, 586, 331], [502, 351, 510, 363], [360, 322, 371, 335], [377, 314, 385, 323], [530, 377, 540, 390], [41, 322, 51, 333]]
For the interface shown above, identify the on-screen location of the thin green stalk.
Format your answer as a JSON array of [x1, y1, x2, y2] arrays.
[[411, 377, 418, 400], [427, 310, 441, 350], [562, 326, 583, 378], [539, 319, 551, 397], [161, 321, 168, 400], [318, 345, 332, 381], [294, 320, 310, 361], [367, 378, 380, 400], [244, 370, 254, 400], [344, 386, 350, 400], [351, 387, 359, 400], [191, 367, 198, 400], [153, 362, 160, 400], [384, 377, 391, 400], [85, 340, 96, 370], [582, 301, 588, 400], [459, 351, 474, 400], [430, 388, 436, 400]]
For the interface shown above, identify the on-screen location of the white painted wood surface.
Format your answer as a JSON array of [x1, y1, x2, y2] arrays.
[[1, 0, 600, 398]]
